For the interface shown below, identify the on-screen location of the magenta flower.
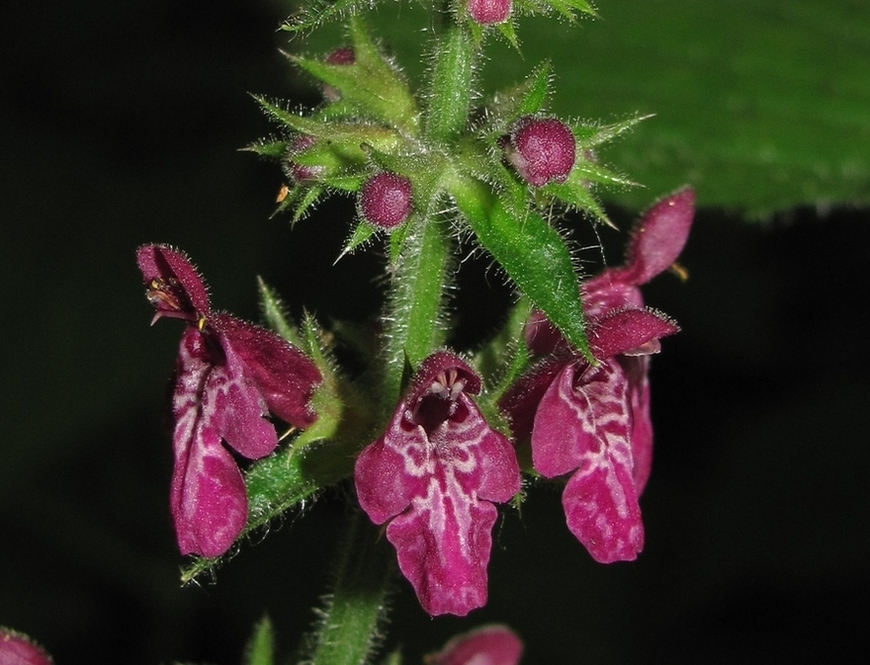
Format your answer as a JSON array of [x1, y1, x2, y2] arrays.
[[426, 624, 523, 665], [137, 244, 321, 558], [0, 628, 53, 665], [500, 188, 694, 563], [354, 352, 521, 616]]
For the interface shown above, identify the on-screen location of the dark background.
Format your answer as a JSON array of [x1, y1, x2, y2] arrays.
[[2, 1, 868, 663]]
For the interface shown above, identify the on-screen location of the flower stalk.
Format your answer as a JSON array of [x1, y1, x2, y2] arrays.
[[307, 510, 395, 665]]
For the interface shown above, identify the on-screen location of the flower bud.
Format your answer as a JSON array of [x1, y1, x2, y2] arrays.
[[359, 172, 412, 229], [505, 117, 576, 187], [468, 0, 512, 25], [325, 46, 355, 66], [285, 135, 324, 183], [323, 47, 355, 102]]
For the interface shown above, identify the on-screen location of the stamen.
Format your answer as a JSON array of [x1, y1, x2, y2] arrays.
[[429, 368, 466, 399]]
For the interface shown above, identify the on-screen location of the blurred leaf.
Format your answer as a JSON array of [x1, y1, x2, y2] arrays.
[[294, 1, 870, 214], [243, 616, 275, 665]]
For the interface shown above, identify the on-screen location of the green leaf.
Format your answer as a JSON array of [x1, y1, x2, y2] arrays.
[[257, 277, 304, 348], [244, 138, 288, 159], [546, 0, 600, 22], [448, 173, 593, 362], [473, 296, 532, 402], [281, 0, 367, 35], [501, 2, 870, 214], [340, 221, 377, 258], [254, 97, 404, 155], [242, 616, 274, 665], [290, 17, 419, 135], [489, 62, 552, 123]]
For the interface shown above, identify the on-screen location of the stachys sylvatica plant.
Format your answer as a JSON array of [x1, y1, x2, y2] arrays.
[[131, 1, 696, 662]]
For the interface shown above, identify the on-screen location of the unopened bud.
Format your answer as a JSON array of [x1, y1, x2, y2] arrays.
[[323, 47, 356, 102], [359, 172, 412, 229], [468, 0, 512, 25], [505, 116, 576, 187]]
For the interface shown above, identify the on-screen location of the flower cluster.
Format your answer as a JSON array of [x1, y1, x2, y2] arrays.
[[136, 4, 695, 647], [137, 245, 321, 558]]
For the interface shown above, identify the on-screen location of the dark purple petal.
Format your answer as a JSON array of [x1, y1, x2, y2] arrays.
[[524, 309, 562, 356], [210, 327, 281, 460], [615, 187, 695, 286], [428, 625, 523, 665], [589, 308, 679, 360], [561, 457, 644, 563], [621, 355, 653, 494], [214, 314, 321, 429], [169, 325, 290, 557], [0, 628, 54, 665], [386, 487, 497, 616], [531, 360, 644, 562], [355, 351, 519, 616], [136, 244, 211, 322], [355, 424, 429, 526], [581, 276, 644, 319], [498, 355, 567, 440], [170, 328, 253, 557]]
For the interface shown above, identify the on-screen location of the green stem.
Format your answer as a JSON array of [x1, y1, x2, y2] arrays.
[[309, 510, 395, 665], [381, 219, 451, 408], [424, 22, 476, 142]]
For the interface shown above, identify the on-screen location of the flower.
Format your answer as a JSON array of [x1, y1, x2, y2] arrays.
[[0, 627, 54, 665], [500, 188, 694, 563], [354, 352, 521, 616], [426, 624, 523, 665], [285, 134, 324, 183], [137, 244, 321, 558], [504, 117, 576, 187]]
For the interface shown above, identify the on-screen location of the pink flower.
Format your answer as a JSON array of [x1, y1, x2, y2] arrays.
[[500, 188, 694, 563], [426, 625, 523, 665], [0, 627, 53, 665], [355, 352, 521, 616], [137, 245, 321, 557]]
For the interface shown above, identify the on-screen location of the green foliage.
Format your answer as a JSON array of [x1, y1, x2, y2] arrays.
[[296, 1, 870, 214], [448, 173, 594, 362], [243, 616, 275, 665]]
